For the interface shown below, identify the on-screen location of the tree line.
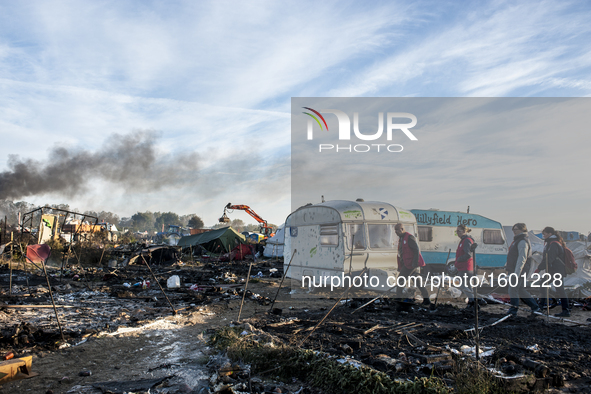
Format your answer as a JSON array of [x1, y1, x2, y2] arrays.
[[0, 199, 204, 234], [0, 199, 275, 234]]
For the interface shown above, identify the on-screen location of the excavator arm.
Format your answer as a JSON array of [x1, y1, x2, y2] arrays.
[[219, 203, 274, 237]]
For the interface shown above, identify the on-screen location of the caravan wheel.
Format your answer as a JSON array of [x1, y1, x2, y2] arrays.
[[446, 261, 458, 276]]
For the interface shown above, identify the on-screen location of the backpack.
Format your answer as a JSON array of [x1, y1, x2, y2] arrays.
[[551, 241, 578, 275]]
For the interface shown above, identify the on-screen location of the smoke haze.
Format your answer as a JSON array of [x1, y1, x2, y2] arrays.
[[0, 130, 200, 200]]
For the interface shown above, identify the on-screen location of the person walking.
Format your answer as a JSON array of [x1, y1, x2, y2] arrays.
[[455, 224, 486, 309], [536, 227, 570, 317], [394, 223, 430, 306], [506, 223, 540, 316]]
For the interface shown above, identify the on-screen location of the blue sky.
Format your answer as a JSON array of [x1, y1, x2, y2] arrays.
[[1, 1, 590, 231]]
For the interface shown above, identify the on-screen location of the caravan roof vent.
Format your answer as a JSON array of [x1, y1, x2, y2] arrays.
[[356, 198, 364, 202]]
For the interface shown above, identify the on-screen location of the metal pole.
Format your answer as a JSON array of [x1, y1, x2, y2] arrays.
[[269, 249, 297, 312], [348, 235, 355, 274], [142, 255, 176, 315]]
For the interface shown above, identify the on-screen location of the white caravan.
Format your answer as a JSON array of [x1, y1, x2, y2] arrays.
[[284, 200, 418, 291]]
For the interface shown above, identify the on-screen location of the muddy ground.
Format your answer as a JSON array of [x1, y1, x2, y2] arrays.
[[2, 258, 591, 393]]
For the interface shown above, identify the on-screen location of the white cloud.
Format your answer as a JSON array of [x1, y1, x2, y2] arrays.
[[1, 1, 591, 230]]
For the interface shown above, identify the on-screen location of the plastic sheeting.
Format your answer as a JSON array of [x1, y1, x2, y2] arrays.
[[263, 224, 285, 258], [564, 241, 591, 287]]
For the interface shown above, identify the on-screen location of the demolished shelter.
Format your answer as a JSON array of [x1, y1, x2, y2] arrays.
[[177, 226, 245, 253]]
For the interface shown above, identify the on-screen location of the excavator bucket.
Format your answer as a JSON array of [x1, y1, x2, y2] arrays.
[[218, 212, 231, 223]]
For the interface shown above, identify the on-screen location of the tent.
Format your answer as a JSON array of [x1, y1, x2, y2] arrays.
[[128, 245, 180, 266], [178, 226, 245, 253], [263, 224, 285, 258]]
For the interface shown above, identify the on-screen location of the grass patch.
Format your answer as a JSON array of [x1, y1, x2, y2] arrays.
[[210, 327, 451, 394], [453, 359, 526, 394]]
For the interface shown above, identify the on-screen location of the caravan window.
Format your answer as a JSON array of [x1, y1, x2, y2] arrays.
[[368, 224, 396, 249], [347, 224, 366, 250], [483, 229, 504, 244], [320, 225, 338, 246], [418, 226, 433, 242]]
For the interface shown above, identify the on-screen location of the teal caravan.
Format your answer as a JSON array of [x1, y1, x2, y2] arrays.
[[409, 209, 508, 274], [285, 200, 418, 291]]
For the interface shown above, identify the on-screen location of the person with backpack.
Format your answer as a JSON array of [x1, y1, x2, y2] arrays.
[[506, 223, 540, 316], [394, 223, 430, 307], [536, 226, 570, 317], [455, 224, 486, 310]]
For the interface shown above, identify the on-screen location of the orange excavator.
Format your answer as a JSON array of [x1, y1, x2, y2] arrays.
[[218, 203, 275, 238]]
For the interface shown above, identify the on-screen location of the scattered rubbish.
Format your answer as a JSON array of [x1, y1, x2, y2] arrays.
[[167, 275, 181, 289], [448, 288, 462, 298], [336, 357, 364, 369], [460, 345, 495, 358], [0, 355, 36, 384], [522, 358, 549, 378], [91, 376, 172, 393], [271, 308, 282, 315], [2, 351, 14, 360], [526, 344, 540, 353]]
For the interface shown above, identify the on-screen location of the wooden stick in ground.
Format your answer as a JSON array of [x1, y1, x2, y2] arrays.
[[141, 255, 176, 315], [39, 257, 66, 341], [431, 249, 452, 310], [238, 256, 255, 322], [9, 233, 13, 295], [298, 267, 368, 348], [17, 242, 31, 296], [97, 247, 106, 267], [268, 249, 297, 312], [351, 284, 398, 314], [470, 242, 480, 362]]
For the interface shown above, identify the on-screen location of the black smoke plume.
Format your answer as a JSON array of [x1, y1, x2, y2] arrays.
[[0, 130, 200, 200]]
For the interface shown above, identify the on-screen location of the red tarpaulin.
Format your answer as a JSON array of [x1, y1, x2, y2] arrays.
[[26, 244, 51, 264], [219, 244, 253, 262]]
